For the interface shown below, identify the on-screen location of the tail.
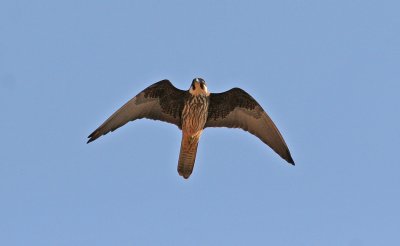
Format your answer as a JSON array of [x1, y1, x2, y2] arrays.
[[177, 132, 201, 179]]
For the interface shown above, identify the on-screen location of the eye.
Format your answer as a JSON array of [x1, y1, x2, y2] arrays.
[[200, 82, 204, 90], [192, 83, 196, 90]]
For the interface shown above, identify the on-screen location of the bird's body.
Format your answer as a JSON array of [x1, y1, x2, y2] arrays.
[[178, 81, 209, 178], [88, 78, 294, 179]]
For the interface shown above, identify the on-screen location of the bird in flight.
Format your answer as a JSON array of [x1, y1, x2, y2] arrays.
[[87, 78, 294, 179]]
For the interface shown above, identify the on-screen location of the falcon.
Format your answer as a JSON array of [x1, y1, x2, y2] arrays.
[[87, 78, 294, 179]]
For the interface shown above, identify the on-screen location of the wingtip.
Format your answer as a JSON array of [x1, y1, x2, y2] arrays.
[[87, 130, 100, 144], [283, 148, 295, 165], [287, 155, 295, 165], [86, 133, 94, 144]]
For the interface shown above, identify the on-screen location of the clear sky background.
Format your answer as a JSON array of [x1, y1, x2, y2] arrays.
[[0, 0, 399, 245]]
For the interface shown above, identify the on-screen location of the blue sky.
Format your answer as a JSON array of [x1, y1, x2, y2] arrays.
[[1, 0, 399, 245]]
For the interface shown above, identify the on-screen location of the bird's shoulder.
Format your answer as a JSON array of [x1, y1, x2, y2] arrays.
[[208, 87, 260, 119]]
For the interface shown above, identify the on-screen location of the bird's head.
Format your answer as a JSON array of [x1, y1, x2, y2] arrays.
[[189, 78, 209, 96]]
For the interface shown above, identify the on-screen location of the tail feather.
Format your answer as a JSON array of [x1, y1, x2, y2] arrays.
[[178, 133, 200, 179]]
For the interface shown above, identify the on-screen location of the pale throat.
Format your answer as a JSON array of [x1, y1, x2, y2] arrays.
[[189, 84, 210, 96]]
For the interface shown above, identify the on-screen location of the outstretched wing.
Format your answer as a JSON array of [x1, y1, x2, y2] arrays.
[[87, 79, 186, 143], [205, 88, 294, 164]]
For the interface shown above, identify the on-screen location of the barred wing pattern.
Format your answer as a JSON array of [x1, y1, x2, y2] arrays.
[[87, 80, 187, 143], [205, 88, 294, 164]]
